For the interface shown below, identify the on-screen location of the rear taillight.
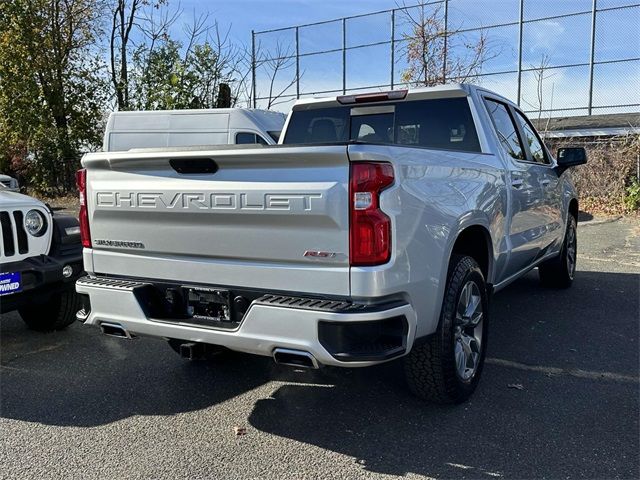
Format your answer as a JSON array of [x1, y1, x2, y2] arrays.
[[349, 162, 394, 266], [75, 168, 91, 248]]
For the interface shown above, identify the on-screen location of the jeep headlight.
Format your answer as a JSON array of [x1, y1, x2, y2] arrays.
[[24, 209, 46, 237]]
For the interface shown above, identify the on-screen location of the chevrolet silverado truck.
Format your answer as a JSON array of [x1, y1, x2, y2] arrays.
[[75, 84, 586, 403], [1, 190, 83, 330]]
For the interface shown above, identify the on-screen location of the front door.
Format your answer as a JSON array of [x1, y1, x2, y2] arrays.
[[512, 109, 564, 254]]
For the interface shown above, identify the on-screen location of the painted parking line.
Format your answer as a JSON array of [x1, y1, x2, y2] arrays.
[[487, 357, 639, 383]]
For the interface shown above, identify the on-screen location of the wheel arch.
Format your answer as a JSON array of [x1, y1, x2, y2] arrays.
[[569, 197, 579, 222], [449, 224, 494, 285]]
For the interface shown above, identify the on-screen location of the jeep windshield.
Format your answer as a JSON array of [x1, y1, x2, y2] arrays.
[[283, 97, 481, 153]]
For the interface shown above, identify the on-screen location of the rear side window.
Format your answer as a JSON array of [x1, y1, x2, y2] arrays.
[[484, 99, 525, 161], [283, 109, 349, 144], [283, 98, 481, 153], [394, 98, 480, 152], [236, 132, 268, 145]]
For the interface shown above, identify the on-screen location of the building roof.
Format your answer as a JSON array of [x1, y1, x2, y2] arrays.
[[533, 112, 640, 138]]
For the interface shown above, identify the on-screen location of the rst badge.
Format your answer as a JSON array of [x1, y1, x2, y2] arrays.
[[0, 272, 22, 296], [303, 250, 337, 259]]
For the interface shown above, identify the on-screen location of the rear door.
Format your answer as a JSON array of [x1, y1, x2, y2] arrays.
[[483, 98, 547, 279], [84, 145, 351, 296]]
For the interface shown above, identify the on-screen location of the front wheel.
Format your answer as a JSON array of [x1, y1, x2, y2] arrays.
[[404, 255, 489, 404], [539, 215, 577, 289], [19, 288, 82, 332]]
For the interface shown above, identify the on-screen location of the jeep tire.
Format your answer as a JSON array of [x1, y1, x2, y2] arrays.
[[19, 287, 82, 332]]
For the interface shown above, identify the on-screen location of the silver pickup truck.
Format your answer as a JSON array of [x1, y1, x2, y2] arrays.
[[75, 84, 586, 403]]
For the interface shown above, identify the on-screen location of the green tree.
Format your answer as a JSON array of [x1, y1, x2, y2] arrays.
[[114, 5, 248, 111], [129, 37, 238, 110], [0, 0, 108, 193]]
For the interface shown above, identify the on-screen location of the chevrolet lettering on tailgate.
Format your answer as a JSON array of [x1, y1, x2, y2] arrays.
[[95, 191, 323, 211]]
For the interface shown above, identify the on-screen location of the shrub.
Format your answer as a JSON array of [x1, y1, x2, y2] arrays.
[[546, 134, 640, 214]]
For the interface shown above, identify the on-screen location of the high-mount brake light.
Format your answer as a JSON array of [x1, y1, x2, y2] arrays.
[[75, 168, 91, 248], [349, 162, 394, 266], [337, 89, 408, 105]]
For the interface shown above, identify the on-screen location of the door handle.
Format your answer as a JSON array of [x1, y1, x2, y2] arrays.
[[541, 179, 551, 188], [511, 179, 524, 189], [169, 158, 218, 174]]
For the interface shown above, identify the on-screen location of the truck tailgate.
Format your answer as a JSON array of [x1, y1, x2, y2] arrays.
[[82, 145, 350, 296]]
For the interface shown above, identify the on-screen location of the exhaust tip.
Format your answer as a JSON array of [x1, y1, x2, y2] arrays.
[[100, 322, 131, 339], [273, 348, 319, 369]]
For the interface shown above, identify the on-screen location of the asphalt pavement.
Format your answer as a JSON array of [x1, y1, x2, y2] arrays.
[[1, 217, 638, 479]]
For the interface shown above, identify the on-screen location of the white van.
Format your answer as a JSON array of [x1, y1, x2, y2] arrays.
[[102, 108, 286, 152]]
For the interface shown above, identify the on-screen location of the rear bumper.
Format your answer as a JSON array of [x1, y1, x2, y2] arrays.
[[76, 275, 417, 367]]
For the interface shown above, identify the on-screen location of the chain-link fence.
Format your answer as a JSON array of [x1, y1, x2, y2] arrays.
[[251, 0, 640, 116]]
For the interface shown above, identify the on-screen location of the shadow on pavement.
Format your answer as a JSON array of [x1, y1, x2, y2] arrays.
[[1, 270, 638, 477], [578, 210, 594, 222], [248, 270, 639, 478], [0, 316, 327, 427]]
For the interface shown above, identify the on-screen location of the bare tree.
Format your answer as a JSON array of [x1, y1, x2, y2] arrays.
[[204, 20, 253, 108], [256, 41, 301, 109], [522, 54, 556, 134], [397, 1, 495, 86], [109, 0, 175, 110]]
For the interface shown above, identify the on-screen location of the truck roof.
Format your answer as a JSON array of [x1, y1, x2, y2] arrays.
[[291, 83, 516, 110]]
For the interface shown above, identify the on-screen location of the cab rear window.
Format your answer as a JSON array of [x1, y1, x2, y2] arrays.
[[283, 97, 481, 153]]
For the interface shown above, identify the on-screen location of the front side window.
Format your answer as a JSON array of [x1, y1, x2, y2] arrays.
[[484, 99, 525, 161], [514, 111, 549, 164], [236, 132, 268, 145], [283, 97, 481, 153]]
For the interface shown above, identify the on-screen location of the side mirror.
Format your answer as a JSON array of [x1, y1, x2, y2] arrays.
[[557, 147, 587, 168]]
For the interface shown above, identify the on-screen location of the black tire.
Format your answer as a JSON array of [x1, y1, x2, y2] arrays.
[[167, 339, 230, 360], [404, 255, 489, 404], [539, 215, 577, 289], [18, 288, 82, 332]]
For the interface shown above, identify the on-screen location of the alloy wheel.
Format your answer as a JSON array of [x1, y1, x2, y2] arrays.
[[454, 280, 484, 382]]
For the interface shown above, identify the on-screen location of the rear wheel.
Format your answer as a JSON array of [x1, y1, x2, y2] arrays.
[[19, 288, 82, 332], [539, 215, 577, 289], [404, 255, 489, 404]]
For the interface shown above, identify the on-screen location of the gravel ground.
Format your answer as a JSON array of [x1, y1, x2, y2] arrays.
[[1, 217, 638, 480]]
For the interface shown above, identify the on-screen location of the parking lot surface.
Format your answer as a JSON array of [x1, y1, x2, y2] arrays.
[[1, 217, 639, 479]]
